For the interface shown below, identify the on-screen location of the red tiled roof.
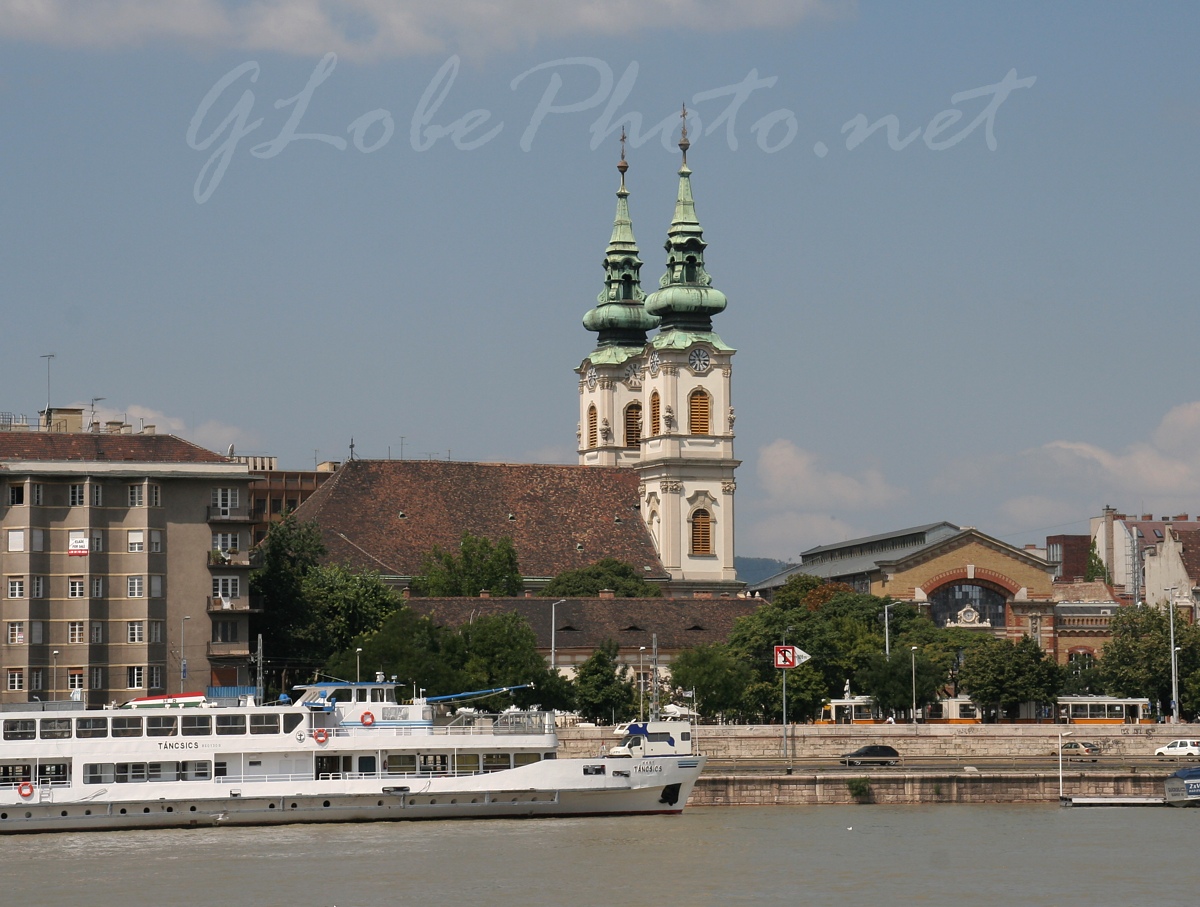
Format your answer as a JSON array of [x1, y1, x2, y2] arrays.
[[0, 433, 229, 463], [293, 459, 669, 581], [1176, 528, 1200, 584], [407, 597, 755, 650]]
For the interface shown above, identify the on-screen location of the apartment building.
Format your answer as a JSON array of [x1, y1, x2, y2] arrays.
[[0, 408, 254, 705]]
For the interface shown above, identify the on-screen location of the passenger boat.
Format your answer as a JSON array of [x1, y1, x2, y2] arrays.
[[1163, 766, 1200, 806], [0, 677, 705, 833]]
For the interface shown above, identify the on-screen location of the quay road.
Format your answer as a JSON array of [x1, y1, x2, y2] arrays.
[[701, 754, 1193, 774]]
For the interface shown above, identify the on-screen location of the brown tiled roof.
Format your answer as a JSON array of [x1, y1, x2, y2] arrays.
[[292, 459, 669, 581], [0, 433, 229, 463], [406, 597, 756, 650], [1176, 528, 1200, 583]]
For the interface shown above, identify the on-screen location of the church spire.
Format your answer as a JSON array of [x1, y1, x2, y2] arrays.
[[582, 132, 658, 348], [644, 106, 728, 334]]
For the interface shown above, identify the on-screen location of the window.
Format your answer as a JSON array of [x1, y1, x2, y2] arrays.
[[212, 620, 239, 643], [650, 391, 661, 436], [69, 621, 85, 644], [587, 405, 598, 448], [40, 718, 72, 740], [148, 485, 160, 507], [688, 389, 711, 435], [7, 670, 23, 691], [68, 669, 84, 690], [150, 530, 162, 553], [91, 622, 103, 643], [31, 484, 42, 505], [89, 667, 104, 690], [8, 484, 23, 505], [212, 576, 240, 600], [216, 715, 246, 735], [148, 666, 163, 690], [182, 715, 211, 736], [7, 621, 23, 644], [625, 403, 642, 448], [128, 485, 143, 507], [126, 667, 144, 690], [69, 484, 85, 506], [250, 714, 280, 735], [29, 669, 43, 691], [69, 577, 85, 598], [128, 575, 144, 598], [112, 716, 142, 737], [29, 621, 43, 644], [31, 528, 43, 551], [149, 621, 163, 643], [212, 532, 238, 552], [127, 621, 144, 644], [91, 577, 103, 598], [211, 487, 239, 509], [77, 717, 107, 738], [7, 578, 24, 599], [690, 509, 713, 555], [68, 528, 87, 555], [150, 575, 162, 598], [128, 530, 144, 552], [91, 485, 103, 507], [7, 529, 24, 552], [31, 576, 44, 598], [91, 531, 103, 552]]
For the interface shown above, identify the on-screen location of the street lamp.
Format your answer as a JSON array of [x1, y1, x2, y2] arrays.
[[356, 647, 363, 683], [910, 646, 919, 724], [1167, 587, 1179, 723], [52, 650, 59, 700], [883, 601, 896, 659], [180, 615, 191, 694], [550, 600, 565, 673], [638, 646, 646, 721], [1058, 730, 1073, 801]]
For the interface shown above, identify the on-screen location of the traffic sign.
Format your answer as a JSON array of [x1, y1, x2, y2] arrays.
[[774, 645, 811, 668]]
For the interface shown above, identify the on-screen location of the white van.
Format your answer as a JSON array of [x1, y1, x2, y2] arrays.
[[607, 721, 693, 758]]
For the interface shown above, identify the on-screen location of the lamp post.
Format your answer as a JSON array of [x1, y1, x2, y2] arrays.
[[910, 646, 919, 724], [52, 650, 59, 700], [550, 600, 565, 673], [180, 615, 190, 693], [1167, 587, 1179, 723], [638, 646, 646, 721], [883, 601, 896, 659], [356, 647, 363, 683], [1058, 730, 1073, 801]]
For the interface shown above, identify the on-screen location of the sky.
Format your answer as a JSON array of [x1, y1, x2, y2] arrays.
[[1, 1, 1198, 562]]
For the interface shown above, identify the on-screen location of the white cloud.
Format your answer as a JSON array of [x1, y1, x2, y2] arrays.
[[0, 0, 849, 60], [70, 401, 257, 456], [757, 438, 907, 511]]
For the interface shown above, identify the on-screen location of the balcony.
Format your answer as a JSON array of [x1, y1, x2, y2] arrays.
[[207, 504, 252, 522], [207, 595, 262, 614], [208, 640, 251, 658], [207, 549, 250, 567]]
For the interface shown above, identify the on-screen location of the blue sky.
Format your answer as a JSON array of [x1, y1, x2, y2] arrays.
[[2, 1, 1198, 561]]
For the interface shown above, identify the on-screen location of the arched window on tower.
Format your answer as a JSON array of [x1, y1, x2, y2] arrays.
[[691, 509, 713, 556], [689, 389, 710, 435], [649, 392, 661, 437], [684, 256, 698, 283], [624, 403, 642, 448], [587, 405, 598, 449], [620, 273, 634, 300]]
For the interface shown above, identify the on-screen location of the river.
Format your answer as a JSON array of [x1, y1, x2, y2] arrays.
[[1, 805, 1192, 906]]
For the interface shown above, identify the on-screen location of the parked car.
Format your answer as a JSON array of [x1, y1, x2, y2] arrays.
[[1154, 739, 1200, 759], [840, 745, 901, 766], [1056, 741, 1101, 762]]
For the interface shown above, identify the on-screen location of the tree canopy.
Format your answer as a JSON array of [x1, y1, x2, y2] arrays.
[[573, 640, 635, 723], [957, 636, 1062, 718], [540, 558, 663, 598], [410, 532, 523, 597]]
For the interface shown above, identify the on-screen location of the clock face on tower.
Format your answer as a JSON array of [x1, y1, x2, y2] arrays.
[[624, 362, 641, 385], [648, 351, 661, 376], [586, 366, 598, 390], [688, 348, 711, 373]]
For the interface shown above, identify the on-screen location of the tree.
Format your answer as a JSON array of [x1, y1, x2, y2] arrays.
[[250, 513, 327, 682], [855, 652, 941, 717], [298, 565, 399, 658], [668, 644, 753, 718], [540, 558, 663, 598], [1084, 540, 1110, 583], [1100, 604, 1200, 718], [958, 636, 1062, 720], [325, 607, 465, 696], [573, 640, 635, 723], [411, 532, 523, 597], [457, 612, 574, 711]]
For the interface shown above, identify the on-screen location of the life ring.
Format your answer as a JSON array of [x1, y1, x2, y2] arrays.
[[17, 781, 34, 798], [361, 711, 375, 727], [312, 728, 329, 744]]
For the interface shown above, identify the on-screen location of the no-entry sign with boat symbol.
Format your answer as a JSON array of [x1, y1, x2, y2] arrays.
[[773, 645, 811, 669]]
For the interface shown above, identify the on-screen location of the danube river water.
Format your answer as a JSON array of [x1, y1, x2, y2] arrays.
[[1, 805, 1193, 907]]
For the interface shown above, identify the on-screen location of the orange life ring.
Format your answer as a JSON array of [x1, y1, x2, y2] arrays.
[[18, 781, 34, 798], [312, 728, 329, 744], [361, 711, 375, 727]]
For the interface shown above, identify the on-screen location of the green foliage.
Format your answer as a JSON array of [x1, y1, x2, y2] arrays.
[[458, 613, 574, 711], [1100, 604, 1200, 717], [958, 636, 1063, 717], [250, 513, 327, 669], [846, 777, 871, 801], [1084, 540, 1110, 583], [668, 644, 753, 718], [540, 558, 662, 598], [574, 640, 635, 723], [297, 565, 398, 657], [325, 606, 464, 695], [411, 532, 523, 598], [855, 652, 940, 716]]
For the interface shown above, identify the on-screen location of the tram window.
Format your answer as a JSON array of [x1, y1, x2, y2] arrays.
[[147, 716, 178, 737], [216, 715, 246, 735], [514, 753, 540, 767], [961, 703, 978, 718], [250, 714, 279, 735], [386, 754, 416, 774], [1108, 704, 1125, 720], [40, 718, 72, 739], [2, 719, 35, 741], [111, 717, 143, 738], [182, 715, 211, 736], [482, 753, 510, 772], [283, 713, 304, 734], [455, 753, 480, 773], [76, 717, 108, 738]]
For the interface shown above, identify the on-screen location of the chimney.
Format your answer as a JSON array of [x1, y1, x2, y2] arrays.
[[402, 586, 411, 600], [141, 424, 155, 435], [598, 588, 615, 599], [524, 589, 533, 598], [1175, 514, 1189, 521], [479, 589, 490, 598], [692, 590, 713, 599], [106, 421, 123, 433]]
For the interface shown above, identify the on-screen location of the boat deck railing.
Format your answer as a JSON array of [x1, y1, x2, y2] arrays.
[[211, 768, 532, 785]]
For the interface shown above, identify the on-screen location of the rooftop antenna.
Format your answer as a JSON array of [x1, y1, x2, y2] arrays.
[[348, 438, 356, 460], [40, 353, 55, 418], [89, 397, 105, 429]]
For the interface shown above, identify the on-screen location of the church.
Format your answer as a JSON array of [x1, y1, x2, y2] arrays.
[[295, 117, 742, 600]]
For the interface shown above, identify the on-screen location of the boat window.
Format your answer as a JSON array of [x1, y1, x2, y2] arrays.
[[455, 753, 480, 773], [40, 718, 72, 740], [358, 755, 377, 774], [112, 717, 143, 738], [250, 714, 280, 735], [371, 688, 388, 703], [147, 716, 178, 737], [386, 753, 417, 774], [148, 761, 178, 782], [84, 763, 115, 784], [2, 719, 35, 741], [544, 752, 556, 760], [356, 688, 368, 702], [37, 763, 68, 782], [76, 717, 108, 738], [329, 688, 352, 705], [182, 715, 212, 736], [214, 762, 227, 777], [0, 763, 32, 783], [482, 753, 511, 772], [115, 762, 148, 783], [283, 713, 304, 734], [420, 754, 449, 773], [514, 753, 541, 767], [216, 714, 246, 735], [181, 760, 211, 781]]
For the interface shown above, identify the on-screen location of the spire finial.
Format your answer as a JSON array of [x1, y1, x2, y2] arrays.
[[679, 104, 690, 165], [617, 127, 628, 187]]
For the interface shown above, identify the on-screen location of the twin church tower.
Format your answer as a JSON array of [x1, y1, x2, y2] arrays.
[[576, 116, 739, 595]]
